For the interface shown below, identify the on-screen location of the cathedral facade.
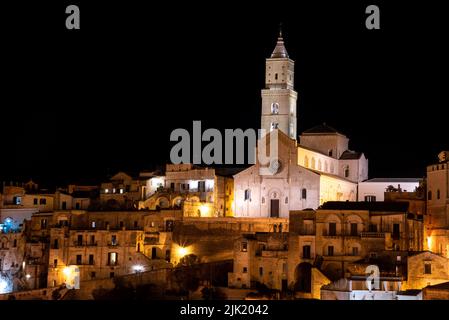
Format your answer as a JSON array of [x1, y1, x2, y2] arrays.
[[234, 33, 368, 218]]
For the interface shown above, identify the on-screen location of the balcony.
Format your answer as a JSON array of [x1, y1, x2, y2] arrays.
[[360, 232, 385, 239], [72, 241, 98, 247], [108, 242, 119, 247]]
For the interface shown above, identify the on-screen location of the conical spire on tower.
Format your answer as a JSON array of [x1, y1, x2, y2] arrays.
[[270, 25, 289, 58]]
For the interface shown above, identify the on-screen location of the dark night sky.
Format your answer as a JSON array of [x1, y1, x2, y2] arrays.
[[2, 1, 448, 187]]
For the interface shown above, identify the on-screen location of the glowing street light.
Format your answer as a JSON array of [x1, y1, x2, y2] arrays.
[[178, 246, 189, 258], [25, 274, 31, 280], [132, 265, 144, 273]]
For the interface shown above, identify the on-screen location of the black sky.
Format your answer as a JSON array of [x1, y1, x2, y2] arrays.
[[2, 1, 448, 187]]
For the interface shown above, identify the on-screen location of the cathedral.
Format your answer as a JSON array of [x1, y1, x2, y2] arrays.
[[233, 32, 368, 218]]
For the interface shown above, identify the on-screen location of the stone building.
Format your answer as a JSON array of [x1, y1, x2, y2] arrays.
[[423, 282, 449, 300], [45, 210, 158, 287], [287, 201, 423, 297], [233, 34, 366, 218], [228, 232, 289, 291], [425, 151, 449, 256], [141, 164, 236, 218], [100, 172, 148, 210], [405, 251, 449, 290]]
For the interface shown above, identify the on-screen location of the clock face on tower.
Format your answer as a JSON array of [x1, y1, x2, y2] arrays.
[[269, 158, 282, 174]]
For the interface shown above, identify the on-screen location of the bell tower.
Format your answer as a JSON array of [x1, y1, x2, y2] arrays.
[[261, 29, 298, 140]]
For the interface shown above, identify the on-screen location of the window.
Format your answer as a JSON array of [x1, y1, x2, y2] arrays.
[[327, 246, 334, 256], [119, 221, 124, 228], [77, 235, 83, 246], [344, 166, 350, 178], [270, 122, 279, 131], [62, 201, 67, 210], [303, 245, 311, 259], [91, 272, 96, 279], [105, 188, 109, 193], [244, 189, 251, 201], [89, 254, 94, 265], [329, 223, 337, 236], [13, 196, 22, 205], [13, 239, 17, 247], [119, 188, 124, 194], [33, 198, 38, 205], [111, 235, 117, 246], [76, 255, 82, 265], [243, 267, 248, 273], [301, 188, 307, 199], [110, 272, 115, 278], [261, 197, 265, 204], [271, 102, 279, 114], [54, 259, 58, 267], [170, 183, 175, 190], [424, 263, 432, 274], [285, 197, 288, 204], [428, 191, 432, 200], [91, 221, 96, 228], [304, 156, 309, 167], [365, 195, 377, 202], [108, 252, 118, 266], [241, 242, 248, 252], [53, 239, 59, 249], [437, 190, 441, 200], [259, 267, 263, 276], [393, 224, 400, 240], [41, 219, 47, 229], [311, 158, 316, 169], [274, 73, 278, 80], [350, 223, 358, 236], [39, 198, 47, 205], [134, 221, 138, 228], [328, 149, 333, 157], [75, 203, 80, 210], [352, 247, 359, 256], [90, 235, 95, 245]]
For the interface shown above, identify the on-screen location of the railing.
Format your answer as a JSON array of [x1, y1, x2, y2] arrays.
[[108, 242, 119, 247], [72, 241, 98, 247], [360, 232, 385, 238]]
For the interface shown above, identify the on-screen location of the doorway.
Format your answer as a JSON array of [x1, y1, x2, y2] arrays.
[[270, 199, 279, 218]]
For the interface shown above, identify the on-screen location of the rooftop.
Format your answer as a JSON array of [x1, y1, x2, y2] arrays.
[[320, 201, 410, 212], [362, 178, 422, 183], [302, 123, 344, 135]]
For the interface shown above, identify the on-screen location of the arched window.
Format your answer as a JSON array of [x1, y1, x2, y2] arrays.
[[304, 156, 309, 167], [285, 197, 289, 204], [275, 73, 278, 80], [328, 149, 333, 157], [318, 160, 322, 171], [311, 158, 316, 169], [262, 197, 265, 204], [437, 189, 441, 200], [302, 188, 307, 199], [270, 122, 279, 131], [428, 191, 432, 200], [344, 166, 350, 178], [271, 102, 279, 114]]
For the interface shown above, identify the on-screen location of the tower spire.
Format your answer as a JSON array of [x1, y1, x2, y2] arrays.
[[271, 24, 288, 58]]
